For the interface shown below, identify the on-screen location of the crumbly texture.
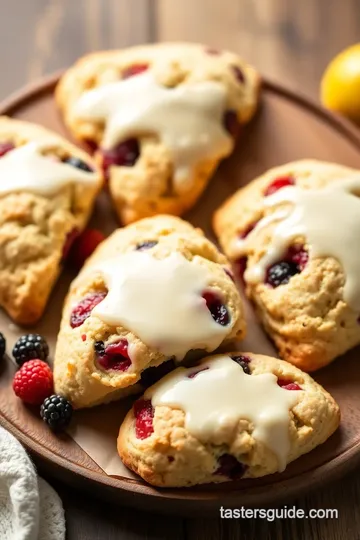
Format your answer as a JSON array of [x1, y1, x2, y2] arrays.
[[54, 215, 246, 409], [117, 352, 340, 487], [56, 43, 260, 224], [213, 159, 360, 371], [0, 116, 102, 325]]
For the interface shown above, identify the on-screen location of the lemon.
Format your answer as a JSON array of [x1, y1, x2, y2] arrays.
[[321, 43, 360, 122]]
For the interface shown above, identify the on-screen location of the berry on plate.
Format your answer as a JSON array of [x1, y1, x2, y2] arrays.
[[13, 360, 53, 405], [40, 395, 73, 431], [12, 334, 49, 366]]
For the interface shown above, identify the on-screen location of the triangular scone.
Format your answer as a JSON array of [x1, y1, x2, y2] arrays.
[[54, 215, 246, 409], [0, 116, 102, 324], [213, 160, 360, 371], [56, 43, 260, 224], [118, 352, 340, 487]]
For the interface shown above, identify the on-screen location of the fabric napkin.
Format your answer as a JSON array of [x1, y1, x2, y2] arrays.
[[0, 427, 65, 540]]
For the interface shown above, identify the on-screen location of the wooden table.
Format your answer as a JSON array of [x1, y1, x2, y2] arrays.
[[1, 0, 360, 538]]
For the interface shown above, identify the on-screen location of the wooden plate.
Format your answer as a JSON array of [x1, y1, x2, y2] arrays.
[[1, 73, 360, 516]]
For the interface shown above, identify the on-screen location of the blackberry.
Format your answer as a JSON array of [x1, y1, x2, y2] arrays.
[[135, 240, 158, 251], [266, 261, 298, 288], [12, 334, 49, 367], [40, 395, 73, 431], [230, 355, 251, 374], [63, 156, 93, 173], [0, 332, 6, 359]]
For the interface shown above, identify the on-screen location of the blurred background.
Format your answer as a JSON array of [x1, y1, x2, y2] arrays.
[[2, 0, 359, 104]]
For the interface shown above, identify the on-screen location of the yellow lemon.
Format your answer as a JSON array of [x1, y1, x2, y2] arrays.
[[321, 43, 360, 122]]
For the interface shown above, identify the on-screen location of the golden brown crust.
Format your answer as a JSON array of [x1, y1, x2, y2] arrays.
[[0, 116, 102, 324], [54, 215, 246, 408], [117, 352, 340, 487], [213, 160, 360, 371], [56, 43, 260, 224]]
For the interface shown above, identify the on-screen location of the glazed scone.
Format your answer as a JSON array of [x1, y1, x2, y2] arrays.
[[54, 215, 246, 408], [118, 352, 340, 487], [213, 160, 360, 371], [0, 116, 102, 325], [56, 43, 260, 224]]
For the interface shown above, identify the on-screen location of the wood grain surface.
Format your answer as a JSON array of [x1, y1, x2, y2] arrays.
[[1, 0, 360, 538]]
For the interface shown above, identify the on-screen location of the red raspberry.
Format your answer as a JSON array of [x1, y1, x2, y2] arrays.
[[122, 63, 148, 79], [264, 175, 295, 196], [13, 360, 53, 405], [69, 229, 105, 269], [134, 399, 154, 439], [70, 292, 107, 328], [277, 378, 302, 391]]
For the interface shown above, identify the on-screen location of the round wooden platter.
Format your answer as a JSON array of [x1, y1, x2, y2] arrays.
[[1, 73, 360, 516]]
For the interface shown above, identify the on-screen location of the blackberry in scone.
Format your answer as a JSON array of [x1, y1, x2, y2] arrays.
[[118, 352, 340, 487], [214, 160, 360, 371]]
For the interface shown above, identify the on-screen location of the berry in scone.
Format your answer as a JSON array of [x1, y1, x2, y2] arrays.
[[56, 43, 260, 224], [214, 160, 360, 371], [0, 116, 102, 324], [53, 215, 246, 409], [117, 352, 340, 487]]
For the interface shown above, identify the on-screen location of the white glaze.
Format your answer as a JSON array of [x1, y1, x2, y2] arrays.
[[232, 178, 360, 311], [91, 252, 230, 359], [73, 71, 232, 184], [147, 355, 299, 471], [0, 142, 97, 196]]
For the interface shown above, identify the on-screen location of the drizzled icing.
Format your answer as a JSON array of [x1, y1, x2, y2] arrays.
[[91, 251, 229, 359], [73, 71, 232, 183], [233, 178, 360, 311], [147, 355, 299, 471], [0, 142, 97, 196]]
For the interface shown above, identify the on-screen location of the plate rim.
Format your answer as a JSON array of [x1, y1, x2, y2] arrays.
[[1, 71, 360, 512]]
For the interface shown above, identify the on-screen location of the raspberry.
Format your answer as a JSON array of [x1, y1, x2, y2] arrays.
[[264, 175, 295, 196], [134, 399, 154, 439], [13, 360, 53, 405], [277, 379, 302, 391], [223, 110, 241, 139], [70, 292, 107, 328], [62, 227, 79, 261], [230, 355, 251, 374], [40, 394, 73, 431], [101, 139, 140, 179], [187, 367, 209, 379], [235, 256, 247, 282], [0, 142, 14, 157], [202, 291, 230, 326], [95, 340, 131, 371], [0, 332, 6, 359], [63, 156, 93, 172], [215, 454, 246, 479], [122, 63, 148, 79], [135, 240, 158, 251], [12, 334, 49, 367], [287, 244, 309, 271], [68, 229, 105, 269]]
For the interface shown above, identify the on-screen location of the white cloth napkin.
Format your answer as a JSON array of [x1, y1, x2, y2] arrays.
[[0, 427, 65, 540]]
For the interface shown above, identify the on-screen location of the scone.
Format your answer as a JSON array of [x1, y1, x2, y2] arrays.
[[0, 116, 102, 325], [213, 159, 360, 371], [118, 352, 340, 487], [56, 43, 260, 224], [54, 215, 246, 408]]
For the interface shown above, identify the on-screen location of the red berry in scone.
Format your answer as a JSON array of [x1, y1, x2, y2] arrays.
[[69, 228, 106, 268], [13, 360, 54, 405]]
